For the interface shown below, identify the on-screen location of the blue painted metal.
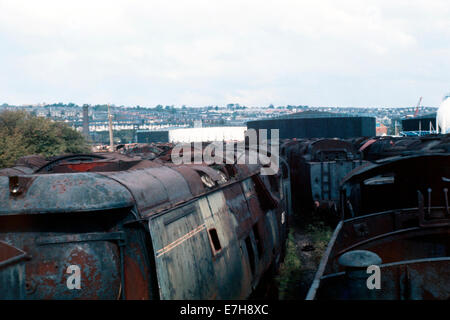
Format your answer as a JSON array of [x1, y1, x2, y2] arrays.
[[0, 173, 135, 215]]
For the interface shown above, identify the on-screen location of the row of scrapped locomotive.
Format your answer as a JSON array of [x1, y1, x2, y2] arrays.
[[280, 134, 450, 219], [307, 152, 450, 300], [350, 134, 450, 161], [0, 147, 290, 299]]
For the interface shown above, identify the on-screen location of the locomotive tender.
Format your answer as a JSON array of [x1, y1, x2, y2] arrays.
[[307, 153, 450, 300]]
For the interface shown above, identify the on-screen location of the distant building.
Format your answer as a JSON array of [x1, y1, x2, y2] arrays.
[[376, 122, 388, 136]]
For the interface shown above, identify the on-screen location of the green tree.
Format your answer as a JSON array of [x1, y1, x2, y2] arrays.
[[0, 110, 90, 168]]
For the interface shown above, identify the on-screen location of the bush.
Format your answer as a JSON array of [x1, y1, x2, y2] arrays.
[[0, 110, 90, 168]]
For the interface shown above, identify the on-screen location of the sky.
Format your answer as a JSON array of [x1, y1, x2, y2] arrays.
[[0, 0, 450, 108]]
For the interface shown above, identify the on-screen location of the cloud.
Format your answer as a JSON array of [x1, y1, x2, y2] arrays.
[[0, 0, 449, 107]]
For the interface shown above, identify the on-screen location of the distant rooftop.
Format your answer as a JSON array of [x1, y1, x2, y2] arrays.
[[274, 110, 367, 119]]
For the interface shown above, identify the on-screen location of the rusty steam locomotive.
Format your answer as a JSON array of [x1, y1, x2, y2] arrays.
[[0, 150, 290, 299]]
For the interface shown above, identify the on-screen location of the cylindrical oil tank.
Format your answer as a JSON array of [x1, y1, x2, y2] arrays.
[[247, 111, 376, 140]]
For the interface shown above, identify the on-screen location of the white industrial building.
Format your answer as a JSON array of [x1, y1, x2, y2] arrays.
[[137, 126, 247, 143], [169, 126, 246, 142]]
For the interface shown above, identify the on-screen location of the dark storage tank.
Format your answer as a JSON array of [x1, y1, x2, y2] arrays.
[[401, 113, 436, 132], [247, 111, 376, 139]]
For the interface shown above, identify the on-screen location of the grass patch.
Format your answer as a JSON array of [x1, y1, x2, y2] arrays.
[[305, 221, 333, 245], [276, 219, 333, 299], [276, 231, 302, 300], [305, 222, 333, 264]]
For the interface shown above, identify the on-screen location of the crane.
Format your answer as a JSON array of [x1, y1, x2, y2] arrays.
[[414, 96, 423, 117]]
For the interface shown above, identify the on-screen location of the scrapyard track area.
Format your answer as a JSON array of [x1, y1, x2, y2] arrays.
[[0, 135, 449, 300]]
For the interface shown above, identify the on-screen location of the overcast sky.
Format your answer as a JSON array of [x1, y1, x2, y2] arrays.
[[1, 0, 449, 108]]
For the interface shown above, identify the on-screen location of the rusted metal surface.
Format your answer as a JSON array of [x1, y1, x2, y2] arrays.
[[0, 155, 48, 176], [307, 153, 450, 300], [0, 173, 135, 215], [35, 154, 153, 174], [118, 143, 175, 160], [340, 153, 450, 218], [0, 151, 163, 176], [0, 147, 289, 299], [0, 155, 49, 177], [307, 209, 450, 300]]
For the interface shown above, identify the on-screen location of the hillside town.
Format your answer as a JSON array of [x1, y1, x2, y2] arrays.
[[0, 102, 438, 144]]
